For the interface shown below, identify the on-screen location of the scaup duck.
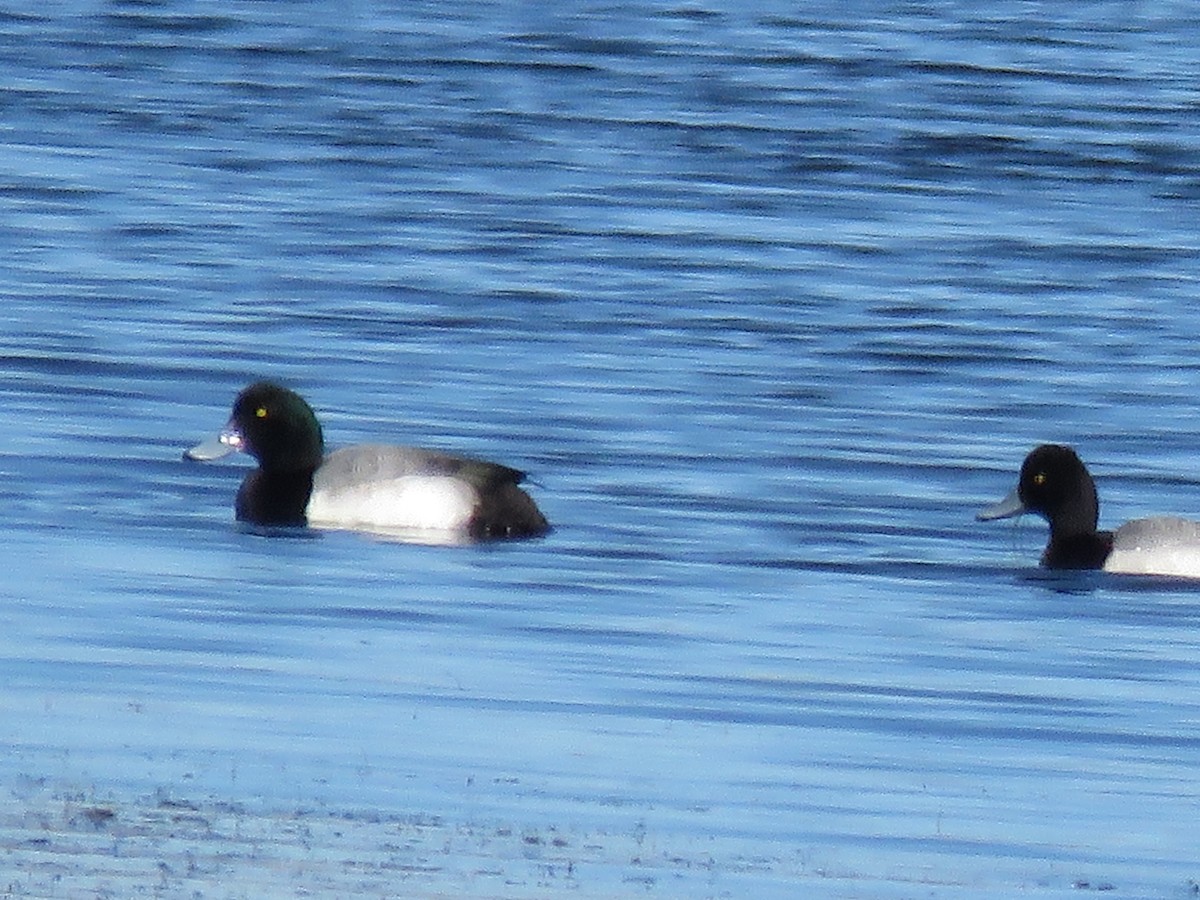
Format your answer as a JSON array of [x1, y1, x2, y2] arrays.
[[977, 443, 1200, 577], [185, 382, 549, 541]]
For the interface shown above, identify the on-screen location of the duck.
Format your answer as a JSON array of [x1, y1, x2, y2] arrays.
[[185, 381, 549, 541], [977, 443, 1200, 577]]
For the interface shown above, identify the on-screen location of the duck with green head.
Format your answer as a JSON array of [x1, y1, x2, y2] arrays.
[[186, 382, 549, 541]]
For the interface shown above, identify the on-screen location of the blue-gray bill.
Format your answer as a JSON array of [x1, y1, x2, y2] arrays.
[[976, 487, 1025, 522], [183, 427, 243, 462]]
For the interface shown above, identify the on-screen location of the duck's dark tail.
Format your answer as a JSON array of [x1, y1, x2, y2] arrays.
[[470, 484, 550, 540]]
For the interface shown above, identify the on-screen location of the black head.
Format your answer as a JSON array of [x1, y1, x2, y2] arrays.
[[1016, 443, 1099, 535], [229, 382, 324, 472], [978, 444, 1113, 569]]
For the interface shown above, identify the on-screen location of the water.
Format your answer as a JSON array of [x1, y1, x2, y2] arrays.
[[3, 2, 1200, 896]]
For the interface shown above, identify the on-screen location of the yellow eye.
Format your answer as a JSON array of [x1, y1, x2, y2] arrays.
[[1033, 472, 1046, 486], [256, 407, 268, 419]]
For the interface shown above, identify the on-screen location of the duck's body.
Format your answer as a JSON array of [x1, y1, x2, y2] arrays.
[[978, 444, 1200, 578], [306, 444, 546, 538], [186, 382, 548, 541], [1104, 517, 1200, 577]]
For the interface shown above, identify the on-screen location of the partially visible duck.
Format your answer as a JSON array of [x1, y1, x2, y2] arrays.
[[186, 381, 549, 542], [978, 443, 1200, 577]]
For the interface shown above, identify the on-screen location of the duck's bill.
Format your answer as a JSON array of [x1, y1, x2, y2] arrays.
[[976, 486, 1026, 522], [183, 426, 244, 462]]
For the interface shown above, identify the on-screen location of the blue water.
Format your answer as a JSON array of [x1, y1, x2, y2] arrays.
[[3, 2, 1200, 896]]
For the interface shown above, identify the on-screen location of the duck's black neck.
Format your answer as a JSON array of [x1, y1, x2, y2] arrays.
[[1049, 476, 1100, 536], [1041, 530, 1114, 569], [235, 468, 315, 526], [1040, 480, 1109, 568]]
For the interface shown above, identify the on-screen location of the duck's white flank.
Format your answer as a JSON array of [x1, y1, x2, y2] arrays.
[[302, 444, 492, 533], [307, 474, 478, 531], [1104, 516, 1200, 578]]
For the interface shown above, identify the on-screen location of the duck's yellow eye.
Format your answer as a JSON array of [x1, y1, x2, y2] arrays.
[[1033, 471, 1046, 486], [256, 406, 268, 419]]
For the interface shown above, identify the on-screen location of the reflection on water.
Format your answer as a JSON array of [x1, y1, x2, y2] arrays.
[[3, 1, 1200, 896]]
